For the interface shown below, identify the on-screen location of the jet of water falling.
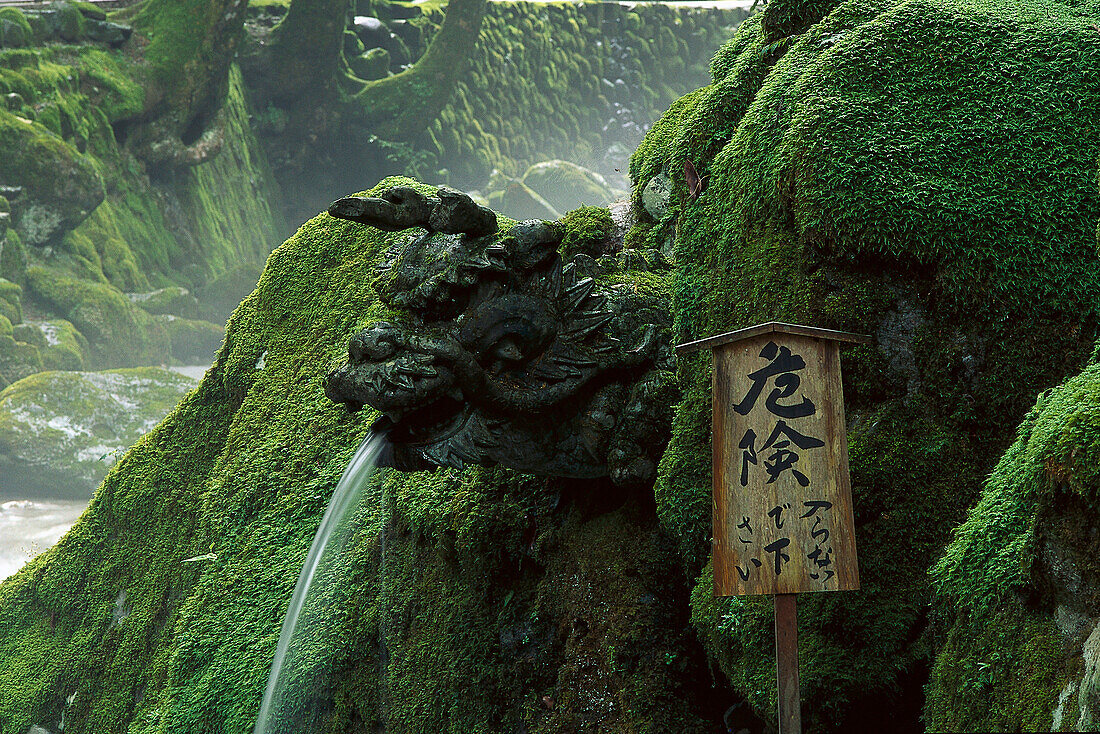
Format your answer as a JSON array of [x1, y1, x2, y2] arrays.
[[253, 431, 388, 734]]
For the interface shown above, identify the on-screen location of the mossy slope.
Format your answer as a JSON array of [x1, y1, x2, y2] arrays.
[[0, 179, 719, 733], [630, 0, 1100, 729], [0, 32, 285, 372]]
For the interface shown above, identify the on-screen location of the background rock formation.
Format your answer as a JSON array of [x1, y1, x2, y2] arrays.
[[628, 0, 1100, 730]]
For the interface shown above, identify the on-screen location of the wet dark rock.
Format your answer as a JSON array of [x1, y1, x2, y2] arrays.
[[429, 186, 498, 236], [352, 15, 389, 48], [83, 19, 131, 47]]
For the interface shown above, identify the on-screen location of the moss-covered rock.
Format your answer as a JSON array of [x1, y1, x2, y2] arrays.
[[0, 110, 104, 246], [348, 46, 389, 81], [156, 314, 224, 364], [126, 286, 200, 318], [559, 204, 615, 259], [247, 0, 750, 222], [0, 229, 25, 284], [627, 0, 1100, 729], [25, 267, 169, 368], [34, 319, 88, 371], [0, 367, 197, 499], [0, 178, 726, 733], [0, 334, 42, 388], [926, 351, 1100, 731], [55, 2, 85, 42], [0, 38, 283, 374], [0, 277, 21, 324], [0, 8, 32, 48]]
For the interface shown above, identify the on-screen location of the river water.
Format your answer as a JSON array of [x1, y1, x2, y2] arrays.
[[0, 499, 87, 580]]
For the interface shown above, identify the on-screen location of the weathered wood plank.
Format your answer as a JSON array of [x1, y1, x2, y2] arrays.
[[775, 593, 801, 734], [711, 332, 859, 596]]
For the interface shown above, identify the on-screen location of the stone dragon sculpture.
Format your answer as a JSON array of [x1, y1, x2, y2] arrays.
[[323, 185, 677, 486]]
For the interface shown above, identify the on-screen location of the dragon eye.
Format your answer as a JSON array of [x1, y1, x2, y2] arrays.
[[349, 323, 400, 363]]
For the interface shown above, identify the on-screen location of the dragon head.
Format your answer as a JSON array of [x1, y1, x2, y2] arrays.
[[324, 185, 677, 486]]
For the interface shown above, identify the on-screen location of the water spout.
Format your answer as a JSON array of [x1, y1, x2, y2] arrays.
[[252, 430, 389, 734]]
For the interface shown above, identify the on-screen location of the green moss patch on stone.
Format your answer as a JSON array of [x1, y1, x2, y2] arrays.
[[559, 205, 614, 259], [0, 366, 197, 498], [0, 109, 104, 246], [925, 601, 1072, 732], [24, 266, 168, 368], [0, 8, 32, 48]]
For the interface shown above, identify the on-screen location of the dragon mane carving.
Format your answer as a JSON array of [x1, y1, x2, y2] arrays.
[[323, 185, 677, 487]]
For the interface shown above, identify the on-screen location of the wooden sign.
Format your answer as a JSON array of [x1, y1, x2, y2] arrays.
[[678, 322, 868, 734], [678, 322, 866, 596]]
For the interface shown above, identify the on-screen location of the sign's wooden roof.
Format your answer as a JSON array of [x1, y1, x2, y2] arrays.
[[676, 322, 871, 356]]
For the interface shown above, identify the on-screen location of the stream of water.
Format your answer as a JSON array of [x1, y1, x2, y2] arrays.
[[252, 431, 388, 734]]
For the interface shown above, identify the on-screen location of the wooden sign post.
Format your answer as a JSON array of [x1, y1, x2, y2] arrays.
[[677, 322, 868, 734]]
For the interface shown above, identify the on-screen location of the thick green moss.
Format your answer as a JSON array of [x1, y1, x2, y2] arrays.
[[0, 178, 716, 733], [25, 267, 168, 368], [924, 349, 1100, 729], [925, 602, 1072, 732], [559, 205, 614, 259], [0, 109, 104, 245], [929, 366, 1100, 610], [0, 334, 42, 387], [0, 36, 284, 374], [377, 1, 747, 185], [0, 229, 25, 283], [0, 8, 32, 48], [633, 0, 1100, 729], [0, 278, 21, 325]]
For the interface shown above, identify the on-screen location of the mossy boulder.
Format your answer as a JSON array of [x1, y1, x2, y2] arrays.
[[156, 314, 224, 364], [0, 334, 42, 388], [629, 0, 1100, 729], [0, 229, 26, 284], [0, 178, 724, 733], [0, 367, 197, 499], [55, 2, 85, 42], [0, 8, 32, 48], [0, 277, 21, 324], [33, 319, 88, 371], [0, 111, 104, 246], [926, 355, 1100, 731], [126, 286, 201, 318], [558, 204, 615, 259], [348, 47, 389, 81], [25, 267, 170, 369]]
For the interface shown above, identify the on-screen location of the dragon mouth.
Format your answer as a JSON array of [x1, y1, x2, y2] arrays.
[[376, 396, 469, 446]]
